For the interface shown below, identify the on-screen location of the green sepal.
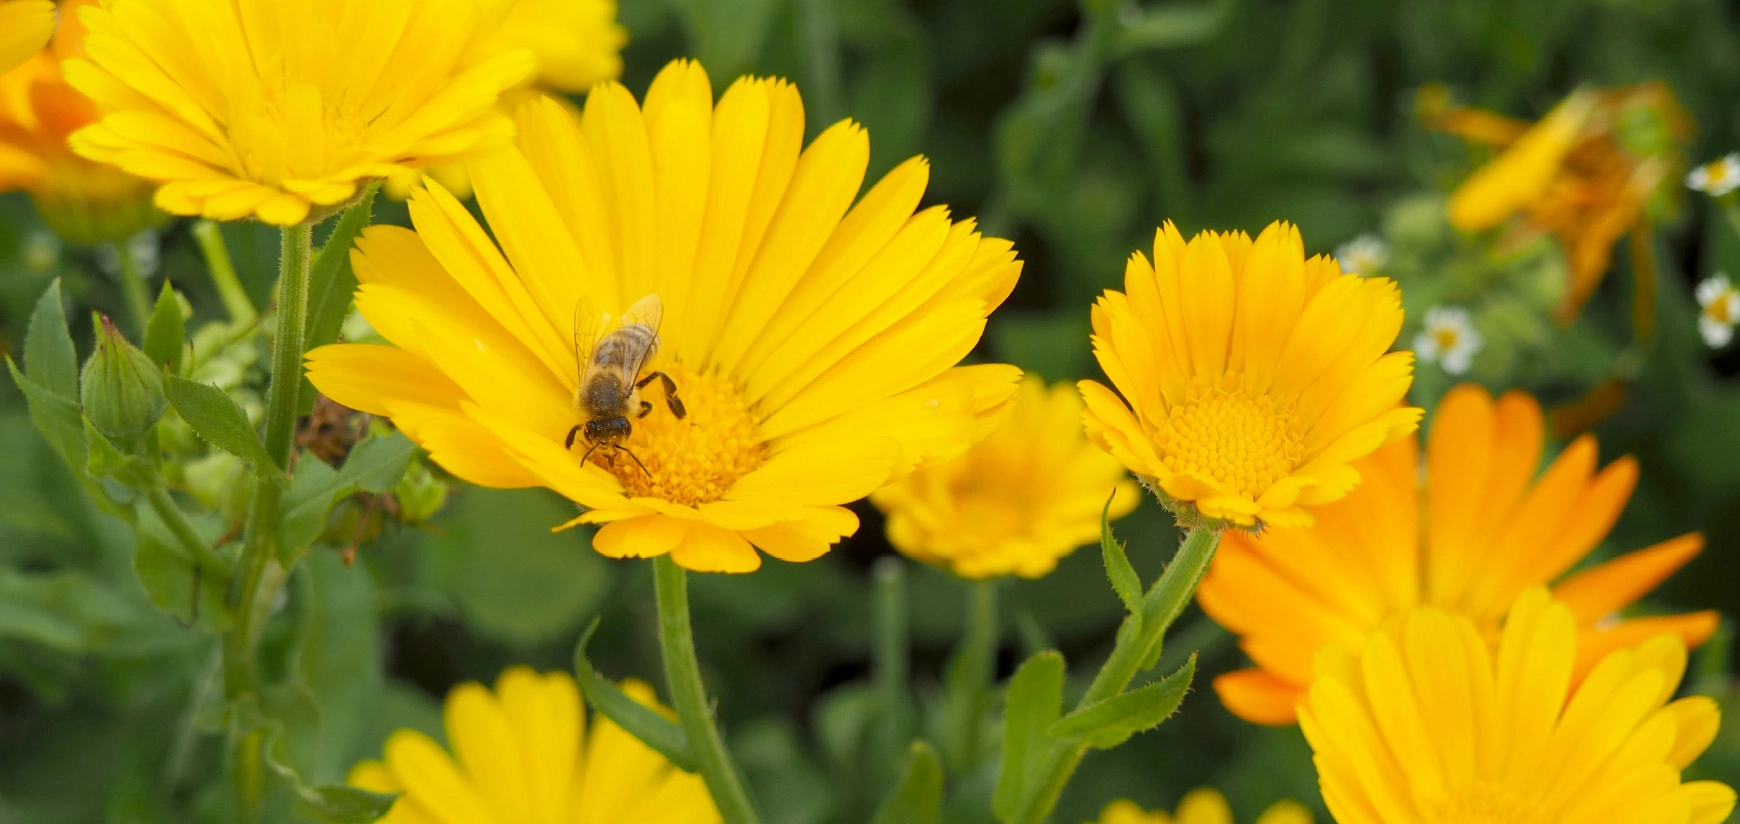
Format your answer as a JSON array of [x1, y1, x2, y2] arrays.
[[143, 280, 186, 375], [992, 650, 1065, 822], [571, 617, 698, 772], [276, 431, 416, 566], [165, 374, 285, 482], [83, 415, 156, 490], [1100, 491, 1143, 617], [1047, 653, 1195, 750], [870, 740, 944, 824]]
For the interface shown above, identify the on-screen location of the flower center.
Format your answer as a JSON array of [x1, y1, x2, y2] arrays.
[[1154, 381, 1302, 498], [1708, 294, 1737, 325], [1422, 783, 1548, 824], [583, 365, 764, 506], [1435, 327, 1463, 351]]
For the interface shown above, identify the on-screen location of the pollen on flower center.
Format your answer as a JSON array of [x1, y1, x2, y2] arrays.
[[1154, 382, 1302, 497], [584, 366, 764, 506], [1435, 327, 1462, 349]]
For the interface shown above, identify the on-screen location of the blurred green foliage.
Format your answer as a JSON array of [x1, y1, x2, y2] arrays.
[[2, 0, 1740, 822]]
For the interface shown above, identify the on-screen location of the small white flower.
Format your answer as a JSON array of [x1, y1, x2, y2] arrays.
[[1413, 305, 1482, 375], [1686, 153, 1740, 197], [1335, 233, 1389, 275], [1696, 273, 1739, 348]]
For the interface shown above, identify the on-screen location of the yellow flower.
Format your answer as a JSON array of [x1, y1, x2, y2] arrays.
[[870, 375, 1138, 579], [306, 60, 1023, 573], [0, 0, 53, 75], [0, 0, 162, 243], [1300, 588, 1736, 824], [1092, 789, 1312, 824], [349, 668, 720, 824], [1077, 221, 1421, 528], [1435, 85, 1691, 324], [472, 0, 625, 94], [63, 0, 537, 226], [1199, 384, 1717, 725]]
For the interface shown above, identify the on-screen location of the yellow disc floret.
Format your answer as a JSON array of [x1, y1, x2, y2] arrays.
[[1155, 379, 1302, 498], [594, 366, 764, 506]]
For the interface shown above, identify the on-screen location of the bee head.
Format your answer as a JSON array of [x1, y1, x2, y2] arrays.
[[584, 417, 632, 445]]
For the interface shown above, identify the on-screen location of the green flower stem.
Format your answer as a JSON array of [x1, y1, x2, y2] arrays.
[[146, 486, 226, 574], [192, 220, 258, 326], [871, 558, 914, 792], [653, 556, 760, 824], [1011, 525, 1222, 824], [113, 237, 153, 339], [942, 577, 998, 772], [222, 222, 312, 823]]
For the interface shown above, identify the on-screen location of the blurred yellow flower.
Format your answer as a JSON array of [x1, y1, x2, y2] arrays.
[[871, 375, 1137, 579], [349, 668, 720, 824], [473, 0, 625, 94], [0, 0, 161, 243], [64, 0, 536, 226], [0, 0, 53, 75], [1078, 221, 1420, 528], [1093, 790, 1311, 824], [1300, 588, 1735, 824], [1434, 85, 1691, 324], [1200, 384, 1717, 725], [307, 60, 1022, 573]]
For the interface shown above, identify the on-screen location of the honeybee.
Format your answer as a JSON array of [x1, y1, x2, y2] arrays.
[[565, 294, 686, 473]]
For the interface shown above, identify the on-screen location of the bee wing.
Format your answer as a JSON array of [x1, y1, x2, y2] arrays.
[[620, 293, 665, 375], [571, 299, 608, 385]]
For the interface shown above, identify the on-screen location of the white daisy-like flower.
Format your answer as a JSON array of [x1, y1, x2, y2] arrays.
[[1687, 153, 1740, 197], [1335, 233, 1389, 275], [1696, 273, 1739, 348], [1413, 305, 1482, 375]]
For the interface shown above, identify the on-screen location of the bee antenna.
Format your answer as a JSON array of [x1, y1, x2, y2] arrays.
[[580, 441, 601, 464], [620, 445, 652, 477]]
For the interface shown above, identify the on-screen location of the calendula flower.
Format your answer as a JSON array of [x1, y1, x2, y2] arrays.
[[1687, 152, 1740, 197], [1433, 85, 1690, 324], [870, 376, 1138, 579], [1332, 233, 1387, 275], [1301, 588, 1736, 824], [1697, 274, 1739, 348], [1093, 790, 1311, 824], [0, 0, 162, 243], [0, 0, 53, 75], [1412, 305, 1482, 374], [349, 668, 720, 823], [1199, 383, 1717, 725], [307, 60, 1022, 573], [63, 0, 537, 226], [1078, 221, 1421, 528]]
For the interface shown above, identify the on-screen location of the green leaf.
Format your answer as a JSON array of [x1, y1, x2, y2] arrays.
[[24, 279, 77, 398], [993, 650, 1065, 821], [292, 785, 398, 824], [572, 618, 698, 772], [133, 500, 233, 633], [1048, 653, 1195, 750], [276, 431, 417, 565], [8, 358, 93, 496], [81, 415, 155, 491], [1110, 0, 1237, 55], [142, 280, 185, 374], [871, 741, 944, 824], [234, 698, 398, 824], [164, 374, 283, 478], [302, 184, 378, 414], [1100, 492, 1142, 617]]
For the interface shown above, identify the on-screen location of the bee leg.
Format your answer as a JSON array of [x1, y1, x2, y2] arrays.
[[565, 425, 582, 449], [638, 401, 652, 418], [636, 371, 687, 419], [620, 445, 652, 476]]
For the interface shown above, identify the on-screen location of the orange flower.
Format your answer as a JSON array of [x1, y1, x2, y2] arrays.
[[1198, 383, 1717, 725], [1431, 85, 1690, 324], [0, 0, 160, 242]]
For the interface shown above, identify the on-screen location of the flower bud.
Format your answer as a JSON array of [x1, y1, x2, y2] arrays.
[[394, 461, 449, 524], [80, 314, 166, 443]]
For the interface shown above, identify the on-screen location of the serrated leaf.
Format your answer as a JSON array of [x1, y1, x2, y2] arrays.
[[871, 741, 943, 824], [1100, 492, 1142, 617], [24, 279, 77, 398], [143, 280, 185, 374], [165, 374, 283, 478], [1048, 653, 1195, 750], [571, 618, 697, 772], [276, 432, 417, 565], [8, 358, 92, 492], [133, 500, 233, 633], [993, 650, 1065, 821]]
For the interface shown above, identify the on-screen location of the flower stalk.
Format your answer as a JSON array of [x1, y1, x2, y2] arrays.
[[113, 237, 154, 340], [653, 555, 760, 824], [942, 577, 998, 772]]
